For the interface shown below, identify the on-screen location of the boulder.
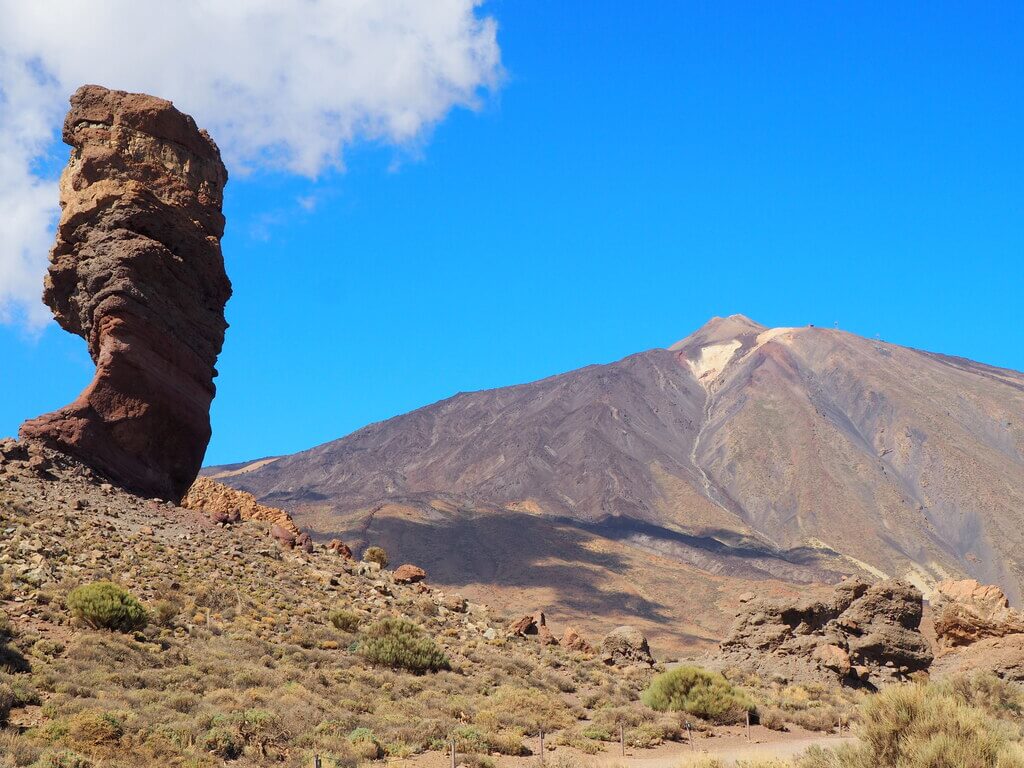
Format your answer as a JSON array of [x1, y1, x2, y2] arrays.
[[19, 85, 231, 503], [393, 564, 427, 584], [270, 524, 296, 549], [716, 578, 932, 685], [601, 625, 654, 666], [561, 626, 594, 653], [932, 579, 1024, 651], [535, 612, 558, 646], [506, 614, 538, 637], [328, 539, 354, 559]]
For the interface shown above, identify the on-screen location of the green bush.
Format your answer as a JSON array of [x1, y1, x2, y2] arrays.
[[362, 546, 389, 568], [328, 609, 362, 633], [358, 618, 450, 673], [641, 666, 754, 724], [66, 582, 148, 633]]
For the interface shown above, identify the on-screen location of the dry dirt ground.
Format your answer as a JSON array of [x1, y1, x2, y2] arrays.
[[393, 726, 855, 768]]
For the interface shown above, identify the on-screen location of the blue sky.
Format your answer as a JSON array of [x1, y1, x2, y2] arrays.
[[2, 1, 1022, 466]]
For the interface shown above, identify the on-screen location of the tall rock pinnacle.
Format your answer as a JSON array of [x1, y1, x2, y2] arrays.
[[20, 85, 231, 502]]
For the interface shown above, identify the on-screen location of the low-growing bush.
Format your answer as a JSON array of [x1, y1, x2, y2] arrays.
[[0, 683, 13, 724], [642, 666, 754, 724], [33, 749, 94, 768], [358, 618, 449, 673], [66, 583, 147, 633], [799, 682, 1024, 768], [362, 547, 389, 568], [328, 609, 362, 633]]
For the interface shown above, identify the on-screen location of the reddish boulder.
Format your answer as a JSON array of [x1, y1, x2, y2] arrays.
[[536, 613, 559, 646], [19, 85, 231, 503], [393, 564, 427, 584], [506, 615, 538, 637], [328, 539, 354, 559], [561, 626, 594, 653], [271, 524, 296, 549]]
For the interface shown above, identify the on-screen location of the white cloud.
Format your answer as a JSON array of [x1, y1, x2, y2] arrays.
[[0, 0, 501, 326]]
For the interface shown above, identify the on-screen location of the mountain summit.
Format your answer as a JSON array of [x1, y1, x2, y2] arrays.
[[209, 318, 1024, 651]]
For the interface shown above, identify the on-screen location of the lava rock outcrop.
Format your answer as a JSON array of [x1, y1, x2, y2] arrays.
[[717, 578, 932, 686], [20, 85, 231, 502]]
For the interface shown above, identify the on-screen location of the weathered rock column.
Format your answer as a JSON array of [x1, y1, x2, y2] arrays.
[[20, 85, 231, 502]]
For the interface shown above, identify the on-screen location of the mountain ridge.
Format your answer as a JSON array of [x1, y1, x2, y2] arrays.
[[208, 317, 1024, 650]]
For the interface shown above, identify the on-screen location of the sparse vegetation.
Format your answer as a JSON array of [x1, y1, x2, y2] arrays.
[[65, 582, 148, 633], [357, 617, 450, 672], [362, 546, 388, 568], [328, 608, 363, 633], [642, 666, 755, 724]]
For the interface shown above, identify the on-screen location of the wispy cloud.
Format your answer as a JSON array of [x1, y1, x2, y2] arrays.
[[0, 0, 502, 326]]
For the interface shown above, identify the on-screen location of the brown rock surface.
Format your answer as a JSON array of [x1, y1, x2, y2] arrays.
[[932, 579, 1024, 651], [561, 626, 594, 653], [716, 578, 932, 686], [601, 625, 654, 666], [20, 85, 231, 503], [183, 478, 300, 535], [393, 564, 427, 584]]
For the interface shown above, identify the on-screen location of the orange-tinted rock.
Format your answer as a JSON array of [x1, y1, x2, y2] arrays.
[[506, 614, 537, 637], [933, 579, 1024, 651], [536, 612, 558, 646], [393, 564, 427, 584], [328, 539, 354, 559], [183, 478, 300, 534], [19, 85, 230, 502], [561, 626, 593, 653]]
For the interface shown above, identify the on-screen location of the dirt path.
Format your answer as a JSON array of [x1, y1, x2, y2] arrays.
[[597, 734, 857, 766], [396, 730, 856, 768]]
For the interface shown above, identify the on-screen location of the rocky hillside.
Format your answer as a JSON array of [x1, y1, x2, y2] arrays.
[[0, 440, 674, 767], [210, 315, 1024, 651]]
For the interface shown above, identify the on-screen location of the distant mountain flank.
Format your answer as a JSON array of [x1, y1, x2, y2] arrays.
[[208, 316, 1024, 651]]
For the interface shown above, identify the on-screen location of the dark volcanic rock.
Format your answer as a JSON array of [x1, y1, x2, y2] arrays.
[[717, 578, 932, 686], [20, 85, 230, 503]]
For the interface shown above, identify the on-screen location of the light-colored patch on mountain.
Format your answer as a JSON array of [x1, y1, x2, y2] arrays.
[[206, 456, 279, 479], [506, 499, 544, 515], [755, 327, 799, 348], [806, 537, 889, 580], [903, 561, 958, 601], [687, 340, 742, 384]]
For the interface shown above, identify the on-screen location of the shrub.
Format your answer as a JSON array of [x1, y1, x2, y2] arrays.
[[0, 683, 13, 723], [641, 666, 754, 724], [201, 726, 243, 759], [362, 547, 389, 568], [67, 710, 124, 749], [66, 583, 147, 633], [348, 727, 383, 760], [941, 672, 1024, 721], [358, 618, 450, 673], [150, 599, 180, 628], [802, 682, 1024, 768], [34, 750, 93, 768], [328, 609, 362, 633]]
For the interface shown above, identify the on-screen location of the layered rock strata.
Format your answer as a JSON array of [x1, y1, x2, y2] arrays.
[[20, 85, 231, 502]]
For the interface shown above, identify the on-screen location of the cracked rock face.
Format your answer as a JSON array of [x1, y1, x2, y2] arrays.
[[716, 578, 932, 686], [20, 85, 231, 502]]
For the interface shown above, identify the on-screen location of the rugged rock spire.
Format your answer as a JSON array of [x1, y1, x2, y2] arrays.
[[20, 85, 231, 502]]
